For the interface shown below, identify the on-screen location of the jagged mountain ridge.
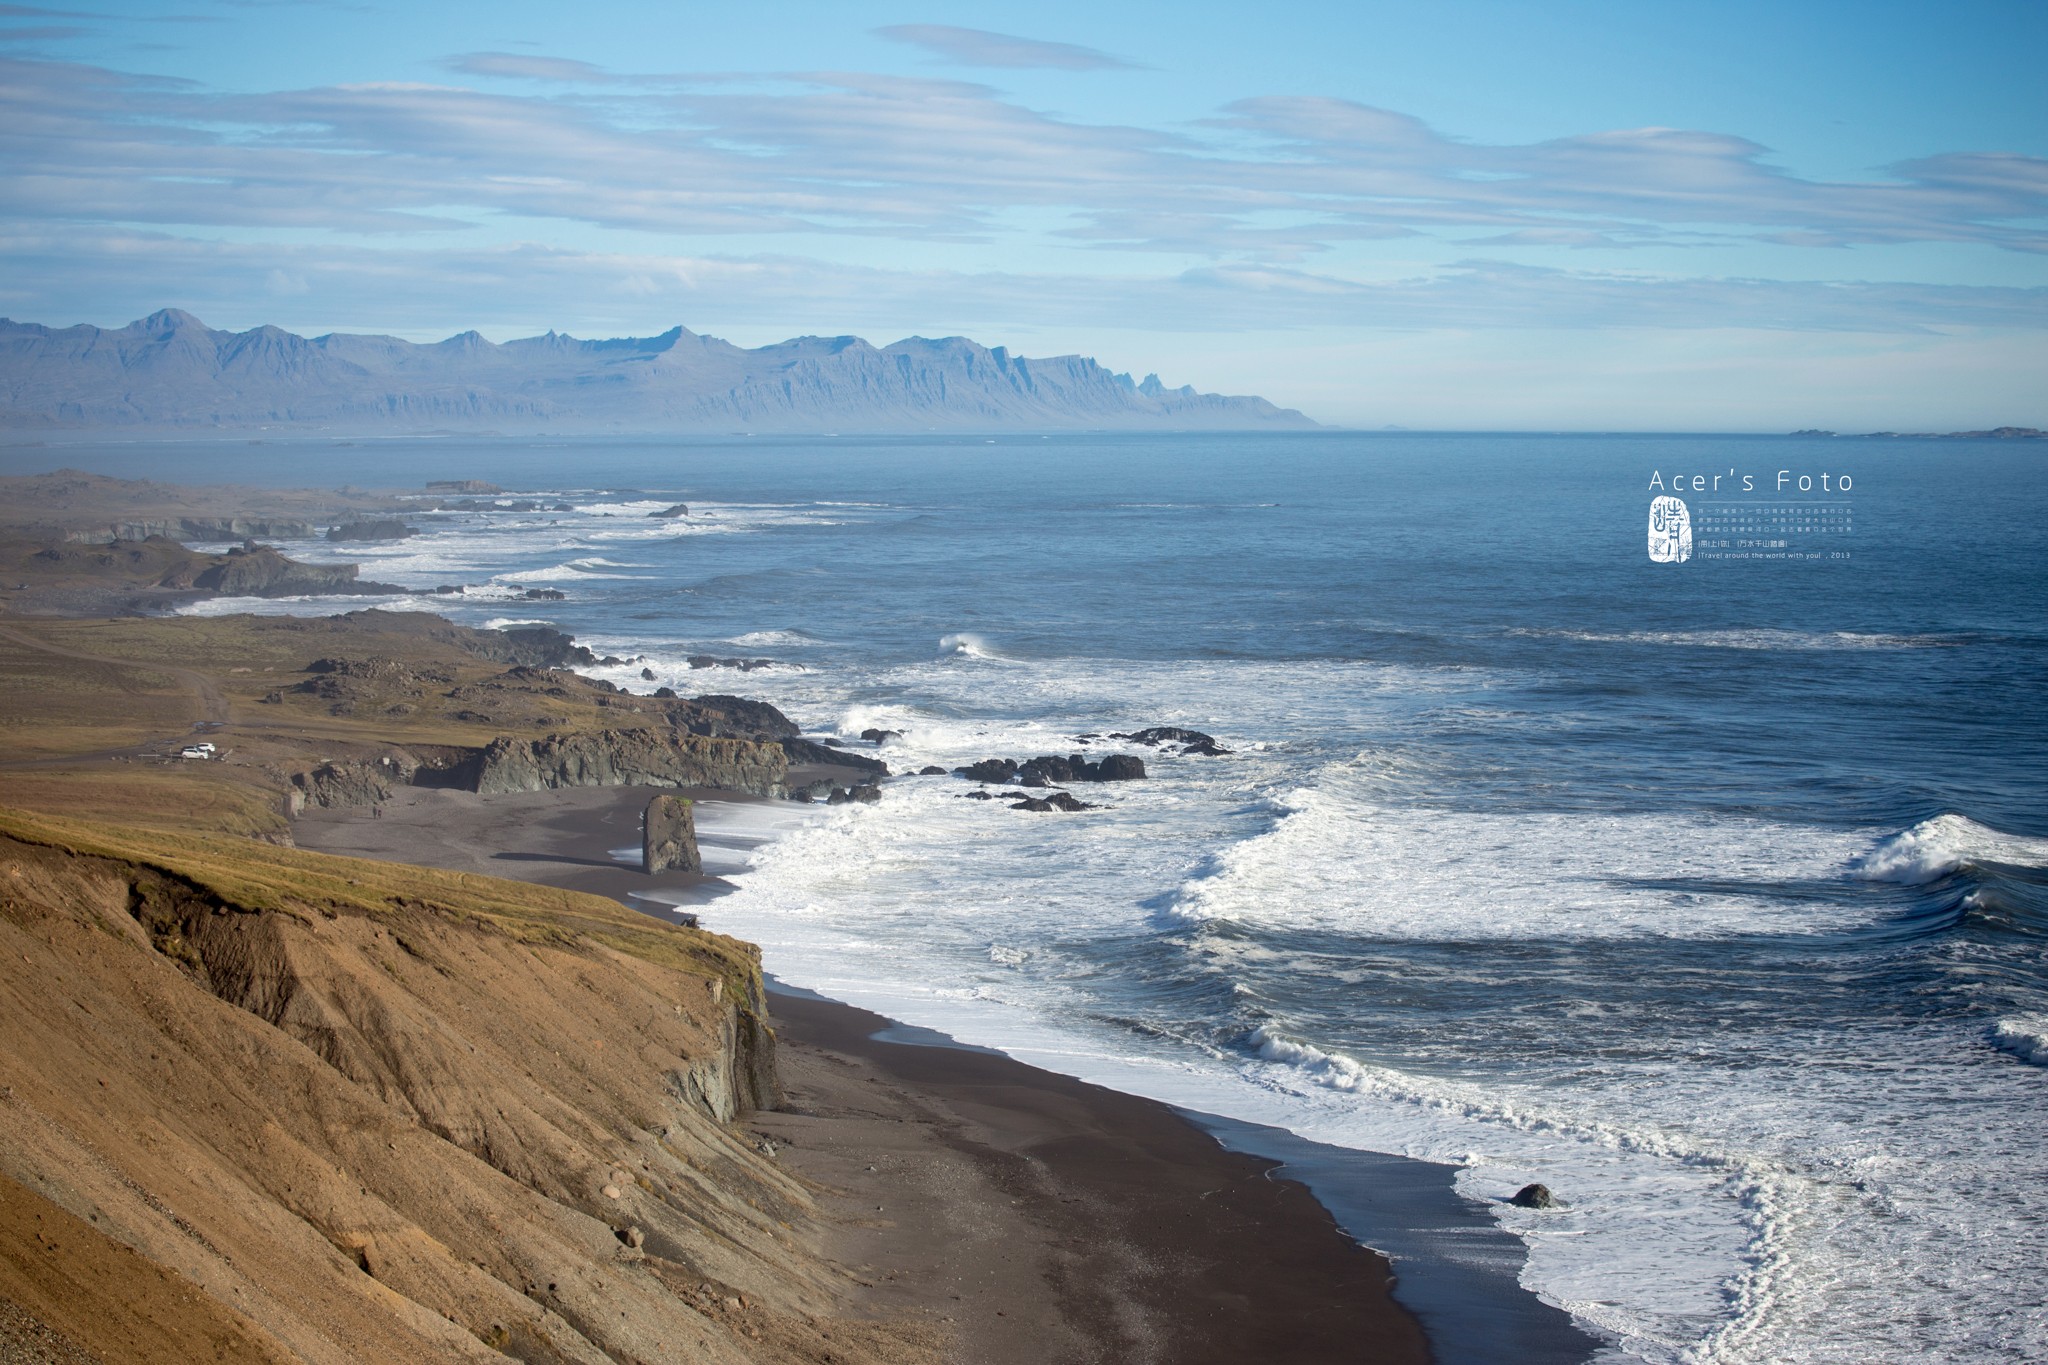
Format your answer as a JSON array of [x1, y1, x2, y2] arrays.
[[0, 309, 1317, 432]]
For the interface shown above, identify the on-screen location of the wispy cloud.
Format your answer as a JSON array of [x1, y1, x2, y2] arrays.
[[3, 53, 2042, 263], [444, 51, 614, 83], [873, 24, 1135, 71]]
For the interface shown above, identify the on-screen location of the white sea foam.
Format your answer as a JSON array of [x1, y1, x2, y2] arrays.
[[1988, 1015, 2048, 1066], [175, 592, 436, 618], [727, 629, 821, 648], [1847, 813, 2048, 884], [1514, 628, 1965, 651], [498, 558, 646, 582], [659, 647, 2048, 1365], [1170, 785, 1873, 940], [938, 631, 1005, 660]]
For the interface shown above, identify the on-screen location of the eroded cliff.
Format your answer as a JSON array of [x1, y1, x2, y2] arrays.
[[0, 809, 937, 1364]]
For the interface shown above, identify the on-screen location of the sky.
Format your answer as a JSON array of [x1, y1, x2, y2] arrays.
[[1, 0, 2043, 429]]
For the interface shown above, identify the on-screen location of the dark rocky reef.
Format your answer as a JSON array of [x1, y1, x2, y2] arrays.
[[686, 655, 779, 672], [1111, 726, 1232, 757], [782, 737, 889, 776], [649, 503, 691, 519], [1011, 792, 1099, 812], [957, 753, 1146, 785]]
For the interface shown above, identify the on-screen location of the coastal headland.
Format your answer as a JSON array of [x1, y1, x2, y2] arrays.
[[0, 474, 1431, 1362]]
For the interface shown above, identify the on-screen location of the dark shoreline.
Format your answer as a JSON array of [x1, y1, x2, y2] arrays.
[[297, 782, 1603, 1362]]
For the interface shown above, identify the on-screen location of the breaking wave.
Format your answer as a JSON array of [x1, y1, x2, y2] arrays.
[[1847, 814, 2048, 885]]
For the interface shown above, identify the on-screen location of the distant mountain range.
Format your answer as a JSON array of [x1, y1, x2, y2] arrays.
[[0, 310, 1316, 434]]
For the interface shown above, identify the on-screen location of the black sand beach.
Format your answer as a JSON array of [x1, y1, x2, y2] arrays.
[[298, 783, 1601, 1363]]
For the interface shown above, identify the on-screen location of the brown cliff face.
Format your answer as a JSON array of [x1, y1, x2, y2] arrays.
[[0, 809, 937, 1364]]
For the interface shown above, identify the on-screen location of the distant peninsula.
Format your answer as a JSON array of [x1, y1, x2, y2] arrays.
[[0, 309, 1318, 435], [1790, 427, 2045, 440]]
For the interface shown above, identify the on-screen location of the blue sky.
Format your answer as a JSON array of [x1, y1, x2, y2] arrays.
[[1, 0, 2042, 428]]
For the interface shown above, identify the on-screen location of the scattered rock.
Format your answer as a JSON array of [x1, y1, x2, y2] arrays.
[[648, 503, 690, 518], [653, 686, 677, 698], [1111, 726, 1232, 756], [520, 587, 566, 601], [917, 765, 948, 776], [1510, 1183, 1559, 1209], [641, 667, 657, 681], [601, 1184, 622, 1200], [966, 753, 1146, 784], [1010, 791, 1098, 812], [780, 737, 889, 775], [686, 655, 778, 672], [859, 728, 902, 744], [426, 479, 502, 494], [1095, 754, 1146, 781]]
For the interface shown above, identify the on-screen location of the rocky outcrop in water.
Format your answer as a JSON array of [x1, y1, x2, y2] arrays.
[[1111, 726, 1232, 756], [687, 655, 779, 672], [958, 753, 1147, 785], [644, 794, 701, 874], [782, 737, 889, 775], [1011, 792, 1099, 812]]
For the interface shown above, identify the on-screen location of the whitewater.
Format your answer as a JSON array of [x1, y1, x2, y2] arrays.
[[116, 429, 2047, 1361]]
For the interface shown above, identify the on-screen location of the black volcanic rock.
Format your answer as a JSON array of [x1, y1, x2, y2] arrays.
[[685, 655, 778, 672], [781, 737, 889, 775], [965, 752, 1146, 784], [1112, 726, 1231, 755], [0, 310, 1321, 433]]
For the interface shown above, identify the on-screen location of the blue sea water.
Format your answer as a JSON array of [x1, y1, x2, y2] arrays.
[[19, 431, 2047, 1361]]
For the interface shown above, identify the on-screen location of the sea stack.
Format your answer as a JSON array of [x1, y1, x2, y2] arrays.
[[643, 794, 701, 874]]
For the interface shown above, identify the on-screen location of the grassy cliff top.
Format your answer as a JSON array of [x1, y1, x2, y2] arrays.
[[0, 609, 787, 837]]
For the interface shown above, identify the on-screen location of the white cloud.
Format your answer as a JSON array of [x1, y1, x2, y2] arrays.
[[873, 25, 1135, 71], [2, 54, 2041, 259]]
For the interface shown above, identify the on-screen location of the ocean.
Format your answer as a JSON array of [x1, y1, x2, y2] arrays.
[[29, 430, 2048, 1362]]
